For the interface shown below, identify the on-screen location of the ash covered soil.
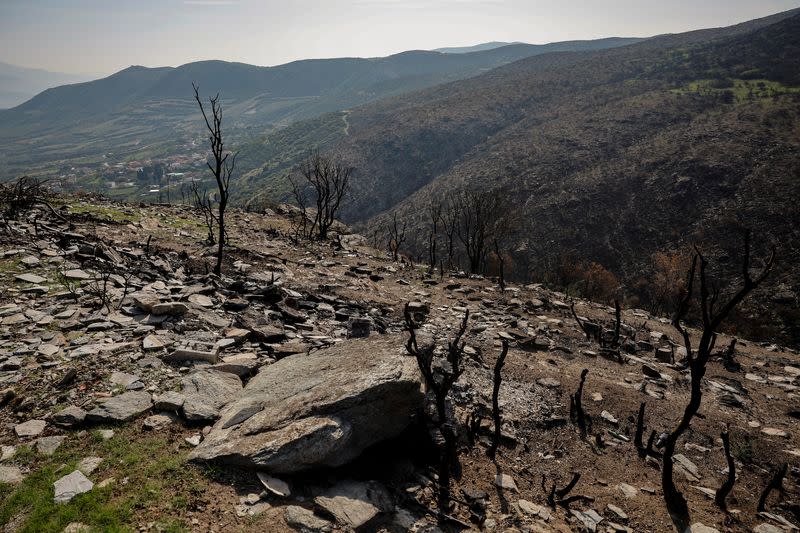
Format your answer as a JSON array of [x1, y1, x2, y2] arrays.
[[1, 198, 799, 533]]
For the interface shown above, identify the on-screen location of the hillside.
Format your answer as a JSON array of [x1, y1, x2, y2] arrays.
[[0, 37, 642, 179], [235, 8, 800, 345], [1, 196, 799, 532]]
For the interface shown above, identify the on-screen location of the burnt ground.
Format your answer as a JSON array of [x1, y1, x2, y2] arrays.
[[0, 198, 798, 532]]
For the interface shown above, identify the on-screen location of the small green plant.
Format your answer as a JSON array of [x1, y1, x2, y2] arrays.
[[733, 435, 754, 464]]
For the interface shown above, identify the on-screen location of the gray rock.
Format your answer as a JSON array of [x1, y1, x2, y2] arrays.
[[0, 465, 24, 484], [36, 435, 66, 456], [258, 472, 291, 497], [132, 291, 160, 313], [753, 525, 783, 533], [54, 470, 94, 503], [151, 302, 189, 316], [314, 480, 392, 528], [52, 405, 87, 428], [284, 505, 332, 532], [617, 483, 639, 499], [153, 391, 185, 411], [14, 419, 46, 437], [686, 524, 721, 533], [86, 391, 152, 423], [142, 335, 165, 351], [16, 273, 46, 284], [110, 372, 143, 390], [190, 335, 424, 472], [64, 269, 90, 280], [143, 413, 176, 430], [77, 456, 103, 475], [181, 370, 242, 422]]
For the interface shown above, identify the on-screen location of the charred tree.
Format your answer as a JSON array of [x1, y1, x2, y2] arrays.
[[487, 339, 509, 460], [661, 232, 774, 531], [193, 83, 237, 276], [289, 151, 351, 240], [405, 303, 468, 519], [715, 427, 736, 511]]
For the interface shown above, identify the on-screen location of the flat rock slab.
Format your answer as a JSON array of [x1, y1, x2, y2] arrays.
[[314, 480, 392, 529], [190, 335, 424, 473], [36, 436, 66, 456], [284, 506, 332, 532], [16, 273, 46, 284], [0, 466, 24, 484], [86, 391, 152, 423], [14, 419, 46, 437], [54, 470, 94, 503]]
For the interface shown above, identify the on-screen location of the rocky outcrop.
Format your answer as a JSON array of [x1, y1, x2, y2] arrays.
[[190, 335, 424, 472]]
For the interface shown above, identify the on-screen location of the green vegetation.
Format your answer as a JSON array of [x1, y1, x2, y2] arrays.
[[66, 203, 142, 224], [0, 429, 210, 532], [672, 78, 800, 102]]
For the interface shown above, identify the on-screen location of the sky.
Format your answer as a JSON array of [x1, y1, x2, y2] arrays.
[[1, 0, 798, 75]]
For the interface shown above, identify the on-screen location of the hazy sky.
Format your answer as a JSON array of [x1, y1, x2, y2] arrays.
[[1, 0, 798, 75]]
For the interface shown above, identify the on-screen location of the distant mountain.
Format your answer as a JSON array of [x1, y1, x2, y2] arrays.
[[0, 37, 644, 177], [434, 37, 643, 55], [0, 62, 93, 109], [236, 8, 800, 343], [435, 42, 524, 54]]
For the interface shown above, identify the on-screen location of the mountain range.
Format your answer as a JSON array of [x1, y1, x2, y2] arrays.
[[232, 7, 800, 343], [0, 37, 642, 178]]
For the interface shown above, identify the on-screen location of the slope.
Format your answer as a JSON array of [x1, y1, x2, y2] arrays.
[[236, 7, 800, 344], [0, 37, 642, 179]]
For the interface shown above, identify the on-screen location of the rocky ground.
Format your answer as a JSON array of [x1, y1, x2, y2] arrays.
[[1, 197, 799, 533]]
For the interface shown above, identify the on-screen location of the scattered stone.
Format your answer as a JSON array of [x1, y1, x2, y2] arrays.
[[36, 435, 66, 456], [618, 483, 639, 499], [571, 509, 603, 531], [110, 371, 143, 390], [753, 524, 785, 533], [54, 470, 94, 503], [600, 410, 618, 425], [536, 377, 561, 389], [687, 524, 721, 533], [14, 419, 46, 437], [1, 445, 16, 461], [77, 457, 103, 475], [142, 335, 165, 351], [86, 391, 152, 423], [153, 391, 185, 411], [143, 413, 175, 430], [16, 273, 46, 284], [518, 499, 550, 520], [495, 473, 518, 491], [761, 427, 789, 438], [606, 503, 627, 520], [284, 505, 332, 532], [96, 429, 115, 440], [0, 466, 24, 484], [151, 302, 189, 316], [188, 294, 213, 307], [673, 454, 701, 480], [64, 269, 90, 280], [185, 435, 202, 446], [314, 480, 392, 529], [257, 472, 291, 497]]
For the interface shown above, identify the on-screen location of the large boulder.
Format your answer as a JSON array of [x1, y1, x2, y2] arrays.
[[190, 335, 424, 472]]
